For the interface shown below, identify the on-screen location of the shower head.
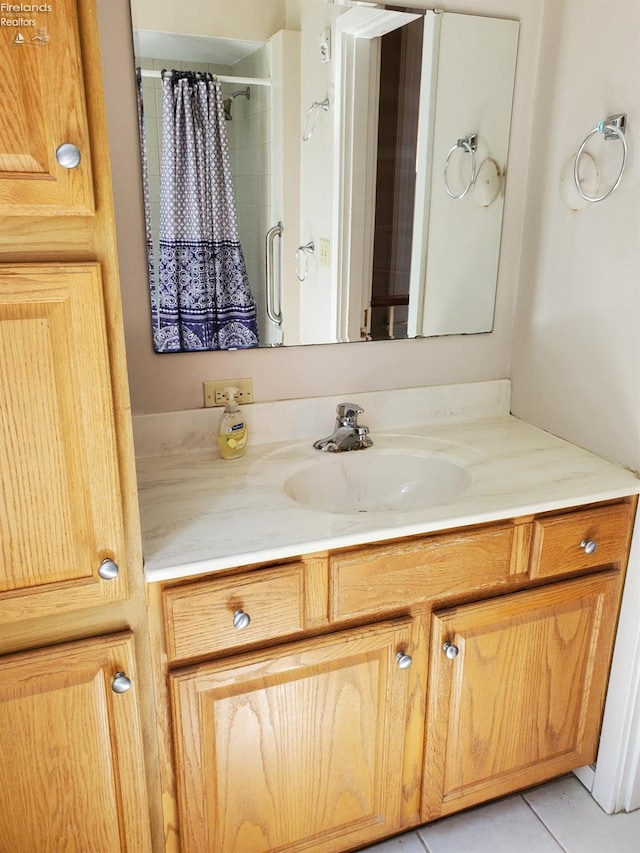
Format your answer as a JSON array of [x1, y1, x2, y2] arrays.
[[224, 86, 251, 120]]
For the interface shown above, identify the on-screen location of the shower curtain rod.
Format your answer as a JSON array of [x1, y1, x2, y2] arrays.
[[138, 68, 271, 86]]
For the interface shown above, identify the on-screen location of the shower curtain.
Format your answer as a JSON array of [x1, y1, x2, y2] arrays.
[[150, 70, 258, 352], [135, 69, 157, 326]]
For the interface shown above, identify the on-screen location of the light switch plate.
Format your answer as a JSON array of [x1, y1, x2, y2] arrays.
[[319, 238, 331, 267]]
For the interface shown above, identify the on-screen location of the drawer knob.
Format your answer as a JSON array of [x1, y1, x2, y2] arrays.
[[98, 558, 119, 580], [580, 538, 598, 555], [233, 609, 251, 630], [396, 651, 413, 669], [56, 142, 82, 169], [443, 642, 459, 660], [111, 672, 132, 694]]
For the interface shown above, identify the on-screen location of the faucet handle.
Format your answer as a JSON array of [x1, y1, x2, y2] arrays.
[[336, 402, 364, 424]]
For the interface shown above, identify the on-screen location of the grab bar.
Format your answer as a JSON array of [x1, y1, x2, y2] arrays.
[[265, 221, 283, 326]]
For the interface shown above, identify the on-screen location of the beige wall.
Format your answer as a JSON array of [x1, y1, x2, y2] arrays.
[[99, 0, 543, 414], [510, 3, 640, 812], [510, 0, 640, 473]]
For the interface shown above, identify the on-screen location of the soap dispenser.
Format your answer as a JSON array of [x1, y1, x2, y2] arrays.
[[217, 387, 248, 460]]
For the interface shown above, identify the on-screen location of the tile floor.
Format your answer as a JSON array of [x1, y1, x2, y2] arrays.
[[363, 775, 640, 853]]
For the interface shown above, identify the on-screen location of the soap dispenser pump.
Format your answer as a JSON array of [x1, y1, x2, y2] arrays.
[[217, 387, 248, 460]]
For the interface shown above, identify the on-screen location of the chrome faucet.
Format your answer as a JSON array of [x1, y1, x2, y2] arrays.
[[313, 403, 373, 452]]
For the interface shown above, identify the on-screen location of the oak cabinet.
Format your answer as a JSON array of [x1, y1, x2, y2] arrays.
[[0, 0, 94, 216], [169, 619, 413, 853], [151, 498, 635, 852], [0, 632, 152, 851], [423, 570, 621, 820], [528, 502, 632, 580], [163, 562, 308, 662], [0, 0, 154, 845], [329, 522, 516, 620], [0, 263, 127, 622], [0, 0, 140, 625]]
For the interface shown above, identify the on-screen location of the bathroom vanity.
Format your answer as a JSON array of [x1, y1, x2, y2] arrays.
[[137, 411, 640, 852], [1, 0, 638, 849]]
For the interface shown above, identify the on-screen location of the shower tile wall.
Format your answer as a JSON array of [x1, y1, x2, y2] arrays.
[[137, 53, 272, 343], [226, 45, 272, 343]]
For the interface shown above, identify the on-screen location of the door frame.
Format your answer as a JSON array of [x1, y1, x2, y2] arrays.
[[576, 509, 640, 813]]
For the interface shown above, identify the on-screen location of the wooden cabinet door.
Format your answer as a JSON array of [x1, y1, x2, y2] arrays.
[[170, 619, 413, 853], [0, 0, 94, 216], [0, 263, 127, 621], [423, 570, 621, 820], [0, 632, 151, 851]]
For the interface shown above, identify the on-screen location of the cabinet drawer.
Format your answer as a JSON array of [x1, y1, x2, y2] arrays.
[[163, 564, 306, 661], [529, 502, 633, 581], [330, 525, 515, 620]]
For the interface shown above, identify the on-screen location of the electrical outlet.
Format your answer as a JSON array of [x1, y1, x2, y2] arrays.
[[319, 238, 331, 267], [203, 378, 254, 407]]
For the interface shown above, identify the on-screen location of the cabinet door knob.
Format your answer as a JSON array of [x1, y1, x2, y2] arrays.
[[443, 642, 459, 659], [580, 538, 598, 555], [55, 142, 82, 169], [396, 651, 413, 669], [98, 558, 119, 580], [233, 609, 251, 630], [111, 672, 132, 693]]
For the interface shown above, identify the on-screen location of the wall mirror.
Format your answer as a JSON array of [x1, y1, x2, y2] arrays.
[[130, 0, 519, 352]]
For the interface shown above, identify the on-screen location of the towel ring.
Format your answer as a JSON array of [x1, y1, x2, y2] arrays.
[[302, 98, 329, 142], [444, 133, 478, 199], [574, 114, 628, 203], [295, 241, 315, 281]]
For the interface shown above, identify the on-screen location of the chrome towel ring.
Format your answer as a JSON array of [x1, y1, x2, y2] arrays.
[[295, 241, 315, 281], [302, 98, 330, 142], [573, 113, 627, 203], [444, 133, 478, 199]]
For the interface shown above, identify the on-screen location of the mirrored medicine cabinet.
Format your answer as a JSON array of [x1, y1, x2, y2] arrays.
[[130, 0, 519, 351]]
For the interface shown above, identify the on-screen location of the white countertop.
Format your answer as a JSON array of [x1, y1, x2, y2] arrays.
[[137, 414, 640, 583]]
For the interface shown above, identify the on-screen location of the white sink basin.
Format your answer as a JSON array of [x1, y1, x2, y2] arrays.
[[283, 449, 471, 514]]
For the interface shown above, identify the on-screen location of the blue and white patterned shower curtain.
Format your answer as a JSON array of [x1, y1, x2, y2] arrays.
[[153, 70, 259, 352], [135, 69, 157, 318]]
